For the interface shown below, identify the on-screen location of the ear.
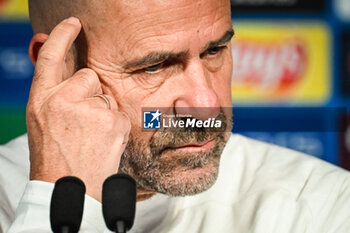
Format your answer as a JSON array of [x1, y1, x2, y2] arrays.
[[28, 33, 49, 65]]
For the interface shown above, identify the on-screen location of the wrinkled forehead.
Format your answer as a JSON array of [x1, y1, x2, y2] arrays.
[[87, 0, 231, 58]]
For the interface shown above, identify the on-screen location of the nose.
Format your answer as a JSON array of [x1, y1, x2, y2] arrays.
[[174, 59, 220, 120]]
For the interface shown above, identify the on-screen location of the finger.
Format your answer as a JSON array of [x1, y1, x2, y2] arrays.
[[117, 112, 131, 144], [108, 111, 131, 144], [57, 68, 103, 101], [85, 94, 118, 111], [33, 17, 82, 90]]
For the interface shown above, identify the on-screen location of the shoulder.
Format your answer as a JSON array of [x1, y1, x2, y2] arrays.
[[175, 134, 350, 231], [0, 134, 30, 232], [217, 134, 350, 230], [221, 134, 350, 197], [0, 134, 30, 177]]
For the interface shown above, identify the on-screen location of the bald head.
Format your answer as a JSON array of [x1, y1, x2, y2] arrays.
[[28, 0, 107, 72], [28, 0, 100, 34]]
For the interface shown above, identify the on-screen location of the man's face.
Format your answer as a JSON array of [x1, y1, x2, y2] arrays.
[[85, 0, 233, 196]]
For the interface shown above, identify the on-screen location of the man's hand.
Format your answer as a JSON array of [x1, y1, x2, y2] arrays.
[[26, 17, 131, 202]]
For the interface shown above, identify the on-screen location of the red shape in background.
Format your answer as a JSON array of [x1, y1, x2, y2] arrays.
[[231, 39, 307, 92], [0, 0, 8, 11]]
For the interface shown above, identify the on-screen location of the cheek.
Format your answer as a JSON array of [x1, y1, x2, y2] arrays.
[[107, 78, 173, 137], [210, 51, 233, 106]]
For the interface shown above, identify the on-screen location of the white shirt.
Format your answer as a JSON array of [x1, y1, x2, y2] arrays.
[[0, 134, 349, 233]]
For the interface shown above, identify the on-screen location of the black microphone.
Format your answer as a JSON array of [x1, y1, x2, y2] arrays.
[[102, 174, 137, 233], [50, 176, 86, 233]]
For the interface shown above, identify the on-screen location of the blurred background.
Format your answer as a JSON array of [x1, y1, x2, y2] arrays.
[[0, 0, 349, 170]]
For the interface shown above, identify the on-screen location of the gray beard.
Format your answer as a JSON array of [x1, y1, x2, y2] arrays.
[[119, 109, 231, 196]]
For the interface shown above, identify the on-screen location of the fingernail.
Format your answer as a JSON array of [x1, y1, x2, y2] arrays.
[[65, 17, 80, 26]]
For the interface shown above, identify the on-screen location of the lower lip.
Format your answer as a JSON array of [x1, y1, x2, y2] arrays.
[[169, 139, 215, 153]]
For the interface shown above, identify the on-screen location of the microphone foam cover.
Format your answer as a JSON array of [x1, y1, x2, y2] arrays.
[[50, 176, 86, 233], [102, 174, 137, 231]]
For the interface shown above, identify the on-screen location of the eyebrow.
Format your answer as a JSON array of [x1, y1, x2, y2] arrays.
[[122, 28, 235, 70], [123, 51, 189, 70], [201, 29, 235, 53]]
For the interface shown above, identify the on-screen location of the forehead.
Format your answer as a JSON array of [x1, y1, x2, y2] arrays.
[[116, 0, 231, 29], [89, 0, 231, 58]]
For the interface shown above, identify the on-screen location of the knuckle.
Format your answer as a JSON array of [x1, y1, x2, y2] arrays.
[[93, 111, 115, 133], [77, 68, 99, 83], [103, 111, 116, 127], [105, 94, 116, 104], [76, 68, 98, 79], [26, 97, 43, 116], [79, 101, 92, 114], [116, 112, 131, 132], [125, 116, 132, 132], [26, 101, 36, 116], [46, 94, 64, 111], [103, 95, 116, 110], [74, 68, 100, 92]]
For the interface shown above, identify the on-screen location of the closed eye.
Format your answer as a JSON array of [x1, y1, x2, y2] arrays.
[[143, 62, 165, 74], [201, 45, 228, 58]]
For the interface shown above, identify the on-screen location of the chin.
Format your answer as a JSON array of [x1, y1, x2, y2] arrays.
[[169, 162, 220, 196], [142, 152, 221, 197], [120, 118, 230, 196]]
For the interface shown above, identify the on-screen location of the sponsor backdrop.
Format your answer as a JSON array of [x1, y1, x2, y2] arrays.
[[231, 22, 330, 104], [230, 0, 350, 170], [0, 0, 349, 170], [0, 0, 27, 19]]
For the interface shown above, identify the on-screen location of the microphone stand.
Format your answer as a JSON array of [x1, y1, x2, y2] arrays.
[[60, 226, 70, 233], [115, 220, 127, 233]]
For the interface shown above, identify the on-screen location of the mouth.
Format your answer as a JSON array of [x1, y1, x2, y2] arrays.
[[165, 139, 216, 153]]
